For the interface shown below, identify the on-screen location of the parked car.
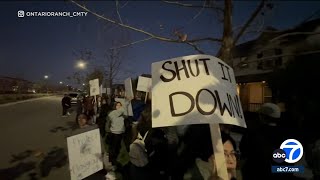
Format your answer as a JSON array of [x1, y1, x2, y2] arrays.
[[68, 92, 80, 104]]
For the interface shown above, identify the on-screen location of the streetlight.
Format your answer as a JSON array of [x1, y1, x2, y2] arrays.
[[76, 60, 87, 69], [59, 81, 63, 84], [44, 75, 49, 94]]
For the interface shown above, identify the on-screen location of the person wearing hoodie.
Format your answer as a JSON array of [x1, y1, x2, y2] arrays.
[[106, 97, 132, 169]]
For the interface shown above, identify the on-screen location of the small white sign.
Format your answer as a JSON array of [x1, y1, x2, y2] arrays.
[[89, 79, 100, 96], [67, 128, 103, 180], [137, 76, 152, 92], [124, 78, 134, 98]]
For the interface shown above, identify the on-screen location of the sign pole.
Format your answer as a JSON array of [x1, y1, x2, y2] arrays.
[[210, 124, 229, 180], [144, 92, 148, 103], [93, 95, 97, 124]]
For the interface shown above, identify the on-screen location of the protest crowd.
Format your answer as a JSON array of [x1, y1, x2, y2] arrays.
[[65, 56, 320, 180]]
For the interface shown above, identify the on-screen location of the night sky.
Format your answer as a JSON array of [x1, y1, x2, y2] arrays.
[[0, 1, 319, 86]]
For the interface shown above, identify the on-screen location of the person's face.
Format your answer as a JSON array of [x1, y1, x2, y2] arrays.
[[102, 100, 107, 104], [224, 140, 237, 170], [115, 102, 122, 110], [135, 93, 141, 100], [78, 116, 87, 127]]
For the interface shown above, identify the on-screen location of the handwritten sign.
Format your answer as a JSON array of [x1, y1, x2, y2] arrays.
[[151, 54, 246, 128], [124, 78, 134, 98], [89, 79, 100, 96], [115, 98, 133, 116], [137, 76, 152, 92], [67, 128, 103, 180]]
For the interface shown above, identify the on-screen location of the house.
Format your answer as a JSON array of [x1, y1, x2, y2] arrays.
[[232, 18, 320, 112], [0, 76, 35, 94]]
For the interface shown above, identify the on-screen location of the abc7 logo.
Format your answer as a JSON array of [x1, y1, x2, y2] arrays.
[[273, 139, 304, 163], [272, 149, 286, 163]]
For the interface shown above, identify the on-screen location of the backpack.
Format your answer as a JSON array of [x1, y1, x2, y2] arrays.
[[129, 131, 149, 167]]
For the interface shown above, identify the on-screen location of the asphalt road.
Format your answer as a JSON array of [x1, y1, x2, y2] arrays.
[[0, 96, 78, 180]]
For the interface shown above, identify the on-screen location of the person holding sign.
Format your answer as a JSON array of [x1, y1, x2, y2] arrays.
[[106, 96, 133, 169], [177, 125, 238, 180]]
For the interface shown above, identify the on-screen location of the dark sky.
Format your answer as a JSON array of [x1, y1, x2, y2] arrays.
[[0, 1, 319, 86]]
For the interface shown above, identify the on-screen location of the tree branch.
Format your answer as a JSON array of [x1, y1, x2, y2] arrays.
[[233, 0, 266, 45], [110, 37, 154, 50], [71, 0, 221, 53], [72, 0, 221, 45], [71, 0, 178, 42], [162, 0, 224, 12], [189, 37, 222, 43], [115, 0, 123, 24], [270, 31, 320, 42], [191, 0, 206, 21], [186, 42, 205, 54], [121, 1, 129, 8]]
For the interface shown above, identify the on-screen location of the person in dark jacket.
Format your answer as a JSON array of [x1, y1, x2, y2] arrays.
[[240, 103, 293, 180], [96, 97, 111, 137], [61, 94, 71, 117]]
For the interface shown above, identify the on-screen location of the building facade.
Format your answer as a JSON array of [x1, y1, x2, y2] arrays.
[[232, 18, 320, 112], [0, 76, 35, 94]]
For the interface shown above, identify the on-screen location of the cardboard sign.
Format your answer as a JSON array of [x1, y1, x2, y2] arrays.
[[137, 76, 152, 92], [114, 98, 133, 116], [89, 79, 100, 96], [151, 54, 246, 128], [67, 128, 103, 180], [124, 78, 134, 98]]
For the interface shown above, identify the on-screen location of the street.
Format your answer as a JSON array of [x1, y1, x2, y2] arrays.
[[0, 96, 77, 180]]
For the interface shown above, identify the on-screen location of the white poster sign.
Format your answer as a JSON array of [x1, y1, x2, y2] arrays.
[[67, 128, 103, 180], [151, 54, 246, 128], [124, 78, 134, 98], [115, 98, 133, 116], [137, 76, 152, 92], [89, 79, 100, 96], [107, 88, 111, 95]]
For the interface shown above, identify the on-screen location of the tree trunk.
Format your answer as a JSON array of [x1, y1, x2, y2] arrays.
[[221, 0, 234, 67]]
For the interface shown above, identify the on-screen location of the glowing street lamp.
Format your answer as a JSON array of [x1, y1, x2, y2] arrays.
[[44, 75, 49, 94], [59, 81, 63, 84], [76, 60, 87, 69]]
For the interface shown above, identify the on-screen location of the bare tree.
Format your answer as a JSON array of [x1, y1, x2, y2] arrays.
[[103, 46, 135, 95], [70, 0, 273, 66], [104, 48, 120, 92]]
